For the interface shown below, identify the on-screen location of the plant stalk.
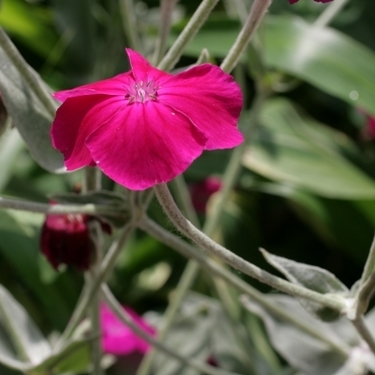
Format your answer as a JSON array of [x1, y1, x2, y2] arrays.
[[139, 216, 350, 357], [158, 0, 219, 71], [314, 0, 350, 28], [220, 0, 272, 74], [154, 183, 346, 313], [351, 317, 375, 356], [152, 0, 178, 65], [56, 222, 135, 349], [119, 0, 143, 53]]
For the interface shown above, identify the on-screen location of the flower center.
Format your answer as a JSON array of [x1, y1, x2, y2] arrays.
[[126, 80, 158, 103]]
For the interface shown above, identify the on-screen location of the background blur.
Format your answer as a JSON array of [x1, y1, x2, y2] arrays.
[[1, 0, 375, 373]]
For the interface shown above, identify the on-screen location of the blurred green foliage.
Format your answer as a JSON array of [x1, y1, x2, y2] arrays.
[[1, 0, 375, 374]]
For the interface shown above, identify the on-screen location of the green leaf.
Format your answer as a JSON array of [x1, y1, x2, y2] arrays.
[[0, 284, 51, 368], [242, 98, 375, 199], [0, 284, 90, 373], [152, 293, 254, 375], [32, 338, 91, 374], [261, 249, 349, 295], [242, 295, 351, 375], [0, 321, 28, 371], [152, 300, 212, 375], [261, 249, 348, 321], [264, 16, 375, 114], [0, 30, 64, 172]]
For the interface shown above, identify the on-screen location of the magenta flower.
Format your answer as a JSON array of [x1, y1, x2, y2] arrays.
[[100, 303, 155, 355], [40, 212, 92, 270], [51, 49, 243, 190]]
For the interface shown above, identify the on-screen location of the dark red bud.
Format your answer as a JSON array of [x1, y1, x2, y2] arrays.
[[189, 177, 222, 214], [40, 213, 92, 271]]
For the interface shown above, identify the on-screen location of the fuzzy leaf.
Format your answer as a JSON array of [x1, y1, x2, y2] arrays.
[[0, 284, 51, 369], [261, 249, 348, 321], [0, 323, 28, 371], [241, 295, 353, 375], [151, 293, 254, 375], [0, 29, 63, 172]]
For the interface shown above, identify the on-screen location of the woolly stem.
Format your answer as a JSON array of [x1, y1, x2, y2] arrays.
[[0, 196, 124, 219], [314, 0, 350, 28], [139, 216, 351, 357], [154, 183, 346, 313], [152, 0, 178, 65], [158, 0, 219, 71], [119, 0, 143, 53], [351, 317, 375, 356], [56, 222, 135, 348], [220, 0, 272, 74]]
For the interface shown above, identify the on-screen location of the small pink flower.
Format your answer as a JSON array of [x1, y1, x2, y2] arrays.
[[51, 49, 243, 190], [190, 177, 222, 214], [100, 303, 155, 355]]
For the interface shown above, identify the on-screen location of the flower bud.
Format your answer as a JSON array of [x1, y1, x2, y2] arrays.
[[190, 177, 222, 214], [40, 213, 92, 271]]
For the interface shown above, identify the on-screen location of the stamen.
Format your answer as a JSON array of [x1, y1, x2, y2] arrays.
[[125, 80, 158, 104]]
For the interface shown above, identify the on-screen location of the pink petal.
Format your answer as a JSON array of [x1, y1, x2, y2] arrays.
[[51, 95, 123, 170], [100, 304, 155, 355], [53, 72, 134, 102], [126, 48, 172, 86], [158, 64, 244, 149], [86, 101, 207, 190]]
